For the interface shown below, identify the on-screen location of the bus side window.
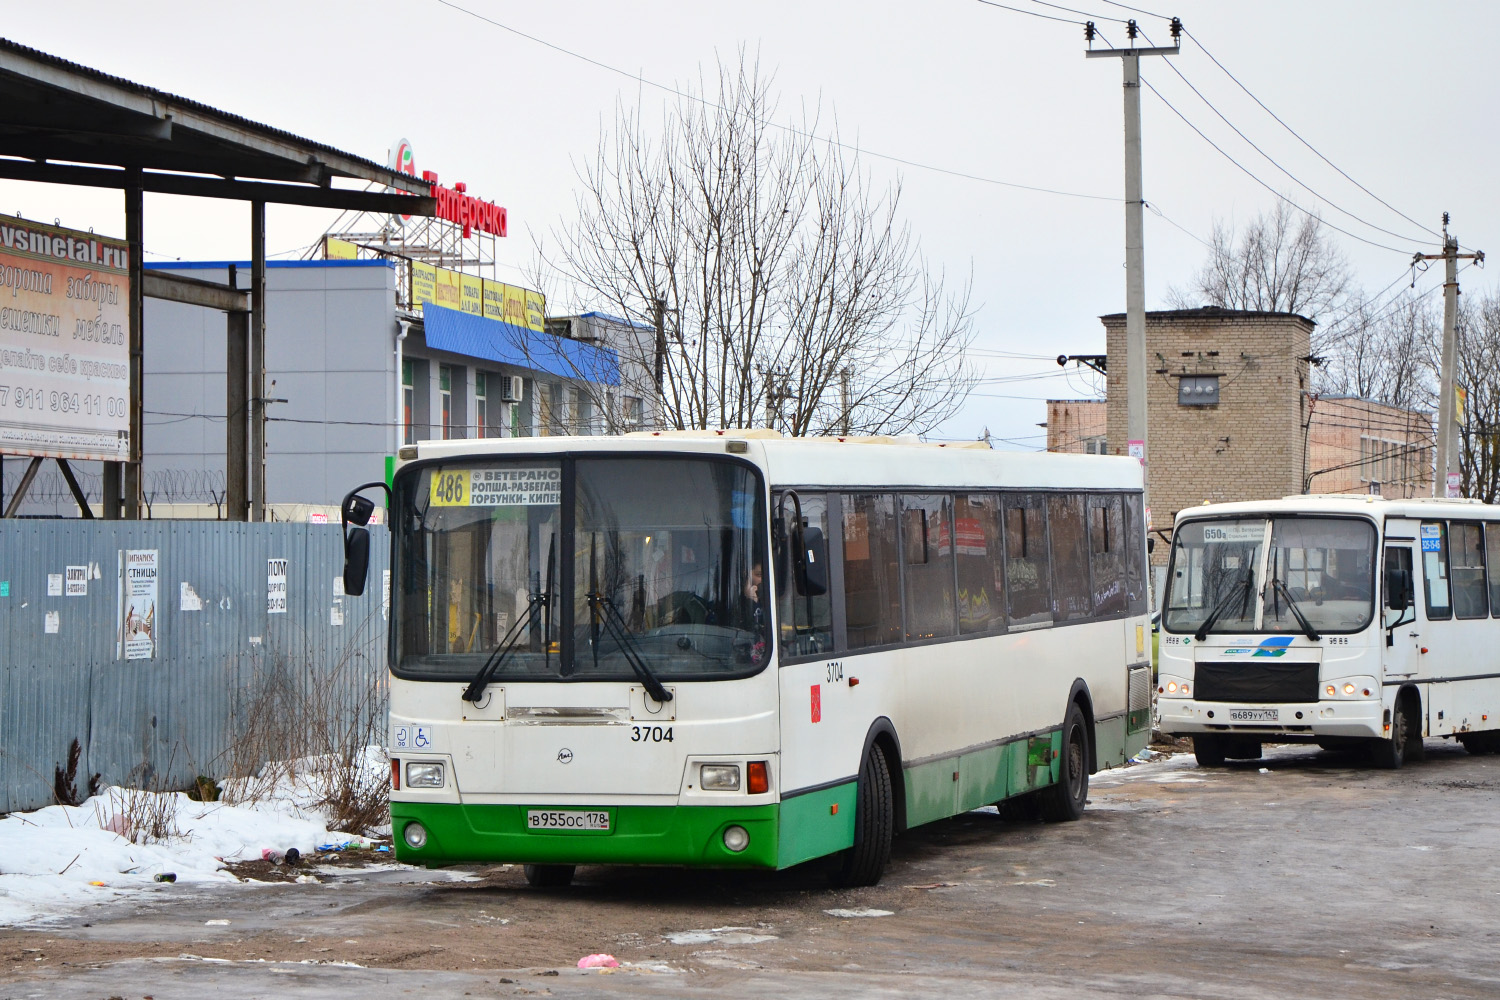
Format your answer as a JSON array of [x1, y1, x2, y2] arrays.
[[1089, 493, 1127, 617], [1450, 521, 1488, 619], [1004, 494, 1052, 627], [900, 493, 957, 641], [1048, 493, 1091, 622], [1487, 523, 1500, 618], [956, 493, 1005, 634], [1420, 521, 1452, 620], [775, 493, 834, 657], [843, 493, 903, 649], [1123, 493, 1147, 617]]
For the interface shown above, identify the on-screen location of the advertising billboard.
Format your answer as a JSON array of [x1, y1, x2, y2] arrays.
[[0, 217, 130, 462]]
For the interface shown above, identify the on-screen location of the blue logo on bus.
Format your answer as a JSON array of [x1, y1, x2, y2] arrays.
[[1252, 636, 1294, 657]]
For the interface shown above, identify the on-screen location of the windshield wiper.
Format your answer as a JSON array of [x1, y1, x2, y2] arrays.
[[586, 591, 673, 704], [1194, 573, 1252, 642], [1267, 576, 1321, 641], [463, 537, 556, 703]]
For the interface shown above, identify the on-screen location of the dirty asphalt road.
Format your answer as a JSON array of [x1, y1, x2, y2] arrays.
[[4, 741, 1499, 999]]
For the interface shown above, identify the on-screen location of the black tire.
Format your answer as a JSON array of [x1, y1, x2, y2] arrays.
[[1372, 695, 1418, 770], [1193, 734, 1228, 768], [832, 743, 894, 887], [1458, 733, 1488, 755], [1041, 703, 1090, 823], [523, 863, 575, 888]]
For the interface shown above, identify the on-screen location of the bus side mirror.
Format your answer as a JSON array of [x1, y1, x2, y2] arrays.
[[797, 525, 828, 597], [339, 481, 390, 599], [343, 527, 371, 597], [1147, 536, 1156, 555]]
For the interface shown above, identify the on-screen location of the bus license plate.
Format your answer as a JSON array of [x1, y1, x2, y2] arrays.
[[1229, 708, 1279, 723], [527, 810, 610, 832]]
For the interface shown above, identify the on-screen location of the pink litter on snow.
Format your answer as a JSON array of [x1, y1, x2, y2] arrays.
[[577, 953, 619, 968]]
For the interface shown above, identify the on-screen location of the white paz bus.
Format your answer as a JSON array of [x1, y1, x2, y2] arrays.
[[1158, 495, 1500, 768], [341, 431, 1152, 886]]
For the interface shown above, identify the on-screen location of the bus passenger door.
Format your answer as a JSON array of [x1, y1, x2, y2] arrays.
[[1382, 542, 1420, 690]]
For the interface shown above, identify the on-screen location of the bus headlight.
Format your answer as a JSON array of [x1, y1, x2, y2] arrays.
[[1343, 683, 1356, 696], [403, 822, 428, 849], [723, 825, 750, 852], [406, 762, 445, 788], [700, 764, 741, 790], [1166, 681, 1178, 694]]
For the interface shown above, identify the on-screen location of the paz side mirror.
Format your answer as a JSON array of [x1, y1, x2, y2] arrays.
[[797, 525, 829, 597], [343, 493, 376, 526], [1386, 567, 1414, 611], [1147, 536, 1156, 555]]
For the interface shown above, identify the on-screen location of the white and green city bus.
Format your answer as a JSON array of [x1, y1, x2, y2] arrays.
[[1158, 495, 1500, 769], [341, 431, 1152, 886]]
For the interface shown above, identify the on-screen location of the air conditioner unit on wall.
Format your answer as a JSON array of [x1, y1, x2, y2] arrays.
[[499, 375, 525, 403]]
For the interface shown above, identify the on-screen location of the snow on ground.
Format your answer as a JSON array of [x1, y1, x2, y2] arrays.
[[0, 749, 388, 928]]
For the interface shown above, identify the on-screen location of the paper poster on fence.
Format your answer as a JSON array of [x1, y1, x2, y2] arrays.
[[268, 558, 288, 614], [119, 549, 158, 660]]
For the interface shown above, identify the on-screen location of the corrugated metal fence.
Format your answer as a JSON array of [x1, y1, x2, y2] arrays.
[[0, 521, 390, 815]]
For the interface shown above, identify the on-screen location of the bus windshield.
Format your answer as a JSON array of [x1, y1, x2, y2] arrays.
[[395, 455, 769, 681], [1163, 516, 1376, 635]]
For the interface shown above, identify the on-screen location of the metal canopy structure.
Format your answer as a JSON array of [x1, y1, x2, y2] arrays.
[[0, 37, 437, 520]]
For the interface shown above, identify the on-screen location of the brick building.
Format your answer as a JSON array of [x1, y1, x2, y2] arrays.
[[1043, 308, 1433, 568]]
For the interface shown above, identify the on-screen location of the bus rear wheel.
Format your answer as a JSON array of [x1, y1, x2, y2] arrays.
[[1040, 702, 1090, 822], [1193, 734, 1228, 767], [523, 864, 575, 888], [832, 743, 894, 887]]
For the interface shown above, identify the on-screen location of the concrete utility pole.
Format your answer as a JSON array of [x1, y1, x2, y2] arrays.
[[1088, 17, 1180, 510], [1415, 214, 1485, 497]]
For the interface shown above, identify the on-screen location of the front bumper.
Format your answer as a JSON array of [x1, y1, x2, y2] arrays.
[[1158, 698, 1383, 740]]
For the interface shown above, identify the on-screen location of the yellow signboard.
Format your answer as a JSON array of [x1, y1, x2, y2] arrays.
[[433, 267, 462, 311], [460, 272, 483, 316], [323, 237, 358, 260], [430, 467, 561, 507], [482, 278, 506, 321], [502, 283, 526, 328], [411, 261, 436, 307], [525, 289, 546, 332]]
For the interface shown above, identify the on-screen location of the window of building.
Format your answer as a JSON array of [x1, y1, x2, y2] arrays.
[[843, 493, 902, 649], [1048, 494, 1091, 621], [402, 359, 415, 446], [1004, 494, 1051, 627], [1178, 374, 1219, 406], [439, 365, 453, 439], [474, 373, 489, 438], [565, 386, 581, 435], [624, 396, 644, 432], [1450, 521, 1488, 619], [1421, 521, 1451, 620], [1089, 493, 1127, 616], [900, 494, 957, 641], [954, 493, 1005, 634], [1082, 437, 1107, 455]]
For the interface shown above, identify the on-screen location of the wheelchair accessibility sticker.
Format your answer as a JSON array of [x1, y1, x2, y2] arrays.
[[393, 726, 431, 749]]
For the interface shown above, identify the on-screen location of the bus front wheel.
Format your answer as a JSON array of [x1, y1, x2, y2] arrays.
[[832, 743, 894, 887], [523, 864, 575, 888], [1040, 702, 1090, 822], [1371, 695, 1421, 770]]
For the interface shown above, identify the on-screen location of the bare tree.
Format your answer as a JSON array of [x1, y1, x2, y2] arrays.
[[1317, 291, 1437, 409], [1458, 291, 1500, 502], [1168, 201, 1352, 324], [545, 53, 975, 436]]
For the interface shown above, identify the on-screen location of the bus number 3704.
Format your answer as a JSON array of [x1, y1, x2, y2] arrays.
[[631, 725, 674, 743]]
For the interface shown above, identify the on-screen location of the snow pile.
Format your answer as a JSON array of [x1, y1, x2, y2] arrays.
[[0, 747, 389, 928]]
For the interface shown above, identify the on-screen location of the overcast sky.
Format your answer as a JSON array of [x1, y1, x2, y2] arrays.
[[4, 1, 1495, 447]]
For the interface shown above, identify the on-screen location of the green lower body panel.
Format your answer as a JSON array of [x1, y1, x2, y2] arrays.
[[904, 728, 1063, 828], [392, 801, 780, 869], [776, 781, 857, 869]]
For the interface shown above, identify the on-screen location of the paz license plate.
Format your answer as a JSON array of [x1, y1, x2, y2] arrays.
[[1229, 708, 1279, 723], [527, 810, 610, 831]]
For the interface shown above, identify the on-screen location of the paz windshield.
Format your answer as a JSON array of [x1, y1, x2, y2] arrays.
[[394, 456, 769, 681], [1163, 516, 1377, 635]]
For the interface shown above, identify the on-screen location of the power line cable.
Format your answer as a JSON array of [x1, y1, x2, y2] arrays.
[[973, 0, 1087, 25], [433, 0, 1118, 203], [1181, 28, 1443, 243], [1138, 75, 1411, 256]]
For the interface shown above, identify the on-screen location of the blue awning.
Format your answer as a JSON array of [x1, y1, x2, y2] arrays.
[[421, 303, 620, 386]]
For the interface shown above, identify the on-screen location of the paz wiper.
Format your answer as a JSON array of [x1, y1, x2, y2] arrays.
[[1193, 573, 1252, 642], [1268, 576, 1322, 641]]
